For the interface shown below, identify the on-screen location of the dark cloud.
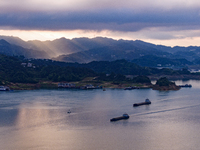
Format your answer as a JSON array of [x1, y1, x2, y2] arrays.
[[0, 8, 200, 32]]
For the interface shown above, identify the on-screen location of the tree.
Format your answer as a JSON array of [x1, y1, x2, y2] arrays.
[[133, 75, 151, 84], [156, 77, 175, 86]]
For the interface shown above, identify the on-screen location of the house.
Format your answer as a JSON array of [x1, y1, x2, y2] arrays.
[[58, 83, 76, 88]]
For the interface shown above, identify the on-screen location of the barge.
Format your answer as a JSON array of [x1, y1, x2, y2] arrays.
[[178, 84, 192, 88], [133, 99, 151, 107], [110, 113, 129, 122], [124, 86, 140, 90]]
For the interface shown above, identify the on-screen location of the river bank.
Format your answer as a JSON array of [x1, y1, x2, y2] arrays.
[[6, 81, 180, 91], [148, 74, 200, 80], [6, 81, 151, 90], [7, 82, 58, 90], [3, 75, 192, 91]]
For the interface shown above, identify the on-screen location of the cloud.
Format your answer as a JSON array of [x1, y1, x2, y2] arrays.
[[1, 0, 200, 12], [0, 7, 199, 32], [1, 0, 200, 46]]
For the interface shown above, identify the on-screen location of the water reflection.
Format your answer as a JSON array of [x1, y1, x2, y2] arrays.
[[0, 109, 18, 127]]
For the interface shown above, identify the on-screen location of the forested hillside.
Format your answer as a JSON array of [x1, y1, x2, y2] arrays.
[[0, 54, 96, 83], [0, 54, 195, 85]]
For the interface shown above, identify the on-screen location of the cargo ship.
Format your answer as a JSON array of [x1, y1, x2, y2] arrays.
[[110, 113, 129, 122], [133, 99, 151, 107]]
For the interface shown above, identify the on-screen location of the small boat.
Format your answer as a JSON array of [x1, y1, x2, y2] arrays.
[[0, 86, 10, 91], [133, 98, 151, 107], [110, 113, 129, 122], [67, 110, 71, 114]]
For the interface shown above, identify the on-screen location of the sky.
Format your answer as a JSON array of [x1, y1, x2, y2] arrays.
[[1, 0, 200, 46]]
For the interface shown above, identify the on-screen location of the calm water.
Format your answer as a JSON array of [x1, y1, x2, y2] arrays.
[[0, 80, 200, 150]]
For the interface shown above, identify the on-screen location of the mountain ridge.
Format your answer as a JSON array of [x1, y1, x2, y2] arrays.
[[0, 39, 48, 58], [0, 35, 200, 66]]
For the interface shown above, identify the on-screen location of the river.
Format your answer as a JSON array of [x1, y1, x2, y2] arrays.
[[0, 80, 200, 150]]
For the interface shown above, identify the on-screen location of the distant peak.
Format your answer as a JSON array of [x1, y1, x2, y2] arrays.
[[59, 37, 67, 40], [52, 37, 69, 42], [134, 40, 148, 43]]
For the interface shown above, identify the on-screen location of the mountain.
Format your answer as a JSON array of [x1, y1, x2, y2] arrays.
[[0, 39, 48, 58], [54, 41, 172, 63], [27, 37, 123, 58], [0, 35, 30, 48], [0, 36, 120, 58], [53, 39, 200, 64], [1, 35, 200, 66]]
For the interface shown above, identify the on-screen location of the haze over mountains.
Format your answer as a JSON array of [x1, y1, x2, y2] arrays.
[[1, 35, 200, 67]]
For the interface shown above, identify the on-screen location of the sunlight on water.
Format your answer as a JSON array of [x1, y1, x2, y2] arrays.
[[0, 80, 200, 150]]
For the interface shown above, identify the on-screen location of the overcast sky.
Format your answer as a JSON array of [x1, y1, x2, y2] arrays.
[[1, 0, 200, 46]]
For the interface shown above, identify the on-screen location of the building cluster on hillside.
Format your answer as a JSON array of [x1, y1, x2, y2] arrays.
[[58, 83, 76, 88], [21, 63, 36, 68], [58, 82, 102, 90]]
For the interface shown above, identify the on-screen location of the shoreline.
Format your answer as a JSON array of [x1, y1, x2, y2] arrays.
[[5, 80, 181, 91], [4, 74, 197, 91], [148, 74, 200, 80]]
